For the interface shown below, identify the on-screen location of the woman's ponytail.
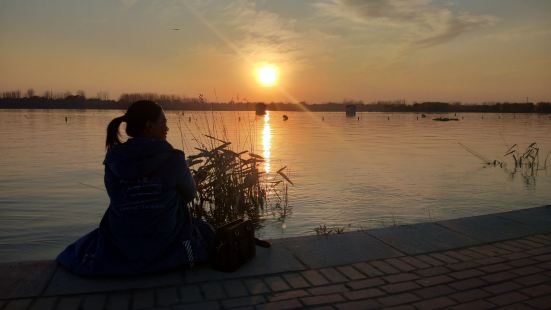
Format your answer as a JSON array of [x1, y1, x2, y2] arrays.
[[105, 115, 126, 151]]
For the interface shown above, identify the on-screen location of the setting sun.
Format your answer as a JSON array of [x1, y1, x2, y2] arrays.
[[256, 64, 278, 87]]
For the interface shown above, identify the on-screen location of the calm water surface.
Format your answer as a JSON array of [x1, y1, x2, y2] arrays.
[[1, 109, 550, 262]]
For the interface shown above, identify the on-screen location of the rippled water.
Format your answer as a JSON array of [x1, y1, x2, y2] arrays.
[[1, 109, 550, 262]]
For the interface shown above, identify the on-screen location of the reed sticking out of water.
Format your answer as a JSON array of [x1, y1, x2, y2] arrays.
[[184, 133, 292, 230], [460, 141, 550, 185]]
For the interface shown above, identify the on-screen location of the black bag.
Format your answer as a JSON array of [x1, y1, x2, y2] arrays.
[[212, 219, 256, 272]]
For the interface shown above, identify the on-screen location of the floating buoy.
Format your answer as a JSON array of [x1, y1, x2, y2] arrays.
[[283, 115, 288, 121]]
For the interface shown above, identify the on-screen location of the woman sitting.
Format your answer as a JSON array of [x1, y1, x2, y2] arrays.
[[57, 100, 214, 276]]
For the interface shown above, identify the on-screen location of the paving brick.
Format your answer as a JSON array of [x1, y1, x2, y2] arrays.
[[447, 261, 480, 271], [534, 253, 551, 262], [336, 266, 365, 280], [57, 296, 81, 310], [80, 295, 106, 310], [515, 273, 549, 286], [221, 295, 265, 308], [301, 294, 345, 306], [429, 253, 459, 264], [505, 240, 534, 250], [301, 270, 330, 286], [416, 254, 446, 266], [156, 286, 180, 306], [500, 252, 530, 261], [308, 284, 348, 296], [383, 273, 418, 283], [537, 261, 551, 270], [512, 265, 543, 276], [527, 235, 551, 245], [105, 294, 129, 310], [132, 290, 154, 309], [244, 279, 270, 295], [179, 285, 203, 304], [449, 269, 485, 280], [345, 277, 384, 290], [528, 235, 551, 243], [517, 239, 544, 249], [385, 258, 416, 272], [475, 256, 506, 266], [282, 273, 310, 289], [481, 271, 517, 283], [494, 242, 525, 253], [343, 288, 385, 300], [444, 250, 472, 262], [370, 261, 400, 274], [483, 281, 522, 294], [382, 306, 415, 310], [486, 291, 528, 306], [415, 266, 450, 277], [527, 246, 551, 255], [450, 299, 495, 310], [499, 304, 535, 310], [479, 263, 513, 273], [29, 297, 57, 310], [268, 289, 309, 302], [4, 299, 32, 310], [508, 258, 537, 267], [520, 283, 551, 297], [413, 296, 456, 310], [526, 294, 551, 309], [352, 262, 384, 277], [377, 293, 419, 307], [449, 289, 491, 303], [223, 280, 249, 298], [319, 268, 348, 283], [173, 301, 220, 310], [416, 275, 454, 287], [381, 281, 421, 294], [201, 282, 227, 300], [398, 256, 431, 269], [412, 285, 456, 299], [456, 249, 485, 260], [336, 299, 380, 310], [256, 299, 302, 310], [264, 276, 291, 292], [449, 278, 487, 291]]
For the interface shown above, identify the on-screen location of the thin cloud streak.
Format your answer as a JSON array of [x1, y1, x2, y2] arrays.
[[315, 0, 497, 48]]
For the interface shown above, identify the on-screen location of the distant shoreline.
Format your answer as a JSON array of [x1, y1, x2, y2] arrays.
[[1, 98, 550, 113]]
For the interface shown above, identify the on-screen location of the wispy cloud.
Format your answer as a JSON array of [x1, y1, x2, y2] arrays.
[[315, 0, 497, 48], [186, 1, 341, 69]]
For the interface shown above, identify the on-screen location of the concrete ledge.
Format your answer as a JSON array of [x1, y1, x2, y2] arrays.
[[1, 205, 550, 299]]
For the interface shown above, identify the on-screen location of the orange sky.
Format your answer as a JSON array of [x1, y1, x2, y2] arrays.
[[1, 0, 550, 103]]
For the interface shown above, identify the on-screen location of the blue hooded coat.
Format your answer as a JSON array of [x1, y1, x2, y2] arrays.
[[56, 137, 214, 276]]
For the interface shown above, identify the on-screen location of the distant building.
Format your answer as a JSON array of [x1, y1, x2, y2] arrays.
[[256, 103, 267, 115], [345, 104, 356, 117]]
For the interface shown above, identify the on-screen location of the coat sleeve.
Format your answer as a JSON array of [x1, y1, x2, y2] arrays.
[[172, 150, 197, 202]]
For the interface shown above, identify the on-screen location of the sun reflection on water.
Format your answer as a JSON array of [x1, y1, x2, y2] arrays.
[[262, 112, 271, 173]]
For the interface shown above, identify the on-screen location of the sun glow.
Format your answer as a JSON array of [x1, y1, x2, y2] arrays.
[[256, 64, 278, 87]]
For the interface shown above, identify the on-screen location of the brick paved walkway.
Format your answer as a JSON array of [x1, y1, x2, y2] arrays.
[[2, 233, 551, 310]]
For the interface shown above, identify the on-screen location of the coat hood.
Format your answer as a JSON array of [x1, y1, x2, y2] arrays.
[[104, 137, 175, 179]]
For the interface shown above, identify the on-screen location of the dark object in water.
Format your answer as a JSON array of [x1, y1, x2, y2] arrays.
[[283, 115, 288, 121], [345, 104, 356, 117], [255, 103, 266, 116], [65, 116, 68, 123], [421, 114, 427, 118], [433, 117, 459, 122]]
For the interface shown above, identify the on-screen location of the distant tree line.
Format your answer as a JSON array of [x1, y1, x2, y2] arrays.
[[1, 89, 550, 113]]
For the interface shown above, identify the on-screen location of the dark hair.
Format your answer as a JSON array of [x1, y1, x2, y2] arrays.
[[105, 100, 163, 150]]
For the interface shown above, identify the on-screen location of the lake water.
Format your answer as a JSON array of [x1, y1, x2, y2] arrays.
[[1, 109, 550, 263]]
